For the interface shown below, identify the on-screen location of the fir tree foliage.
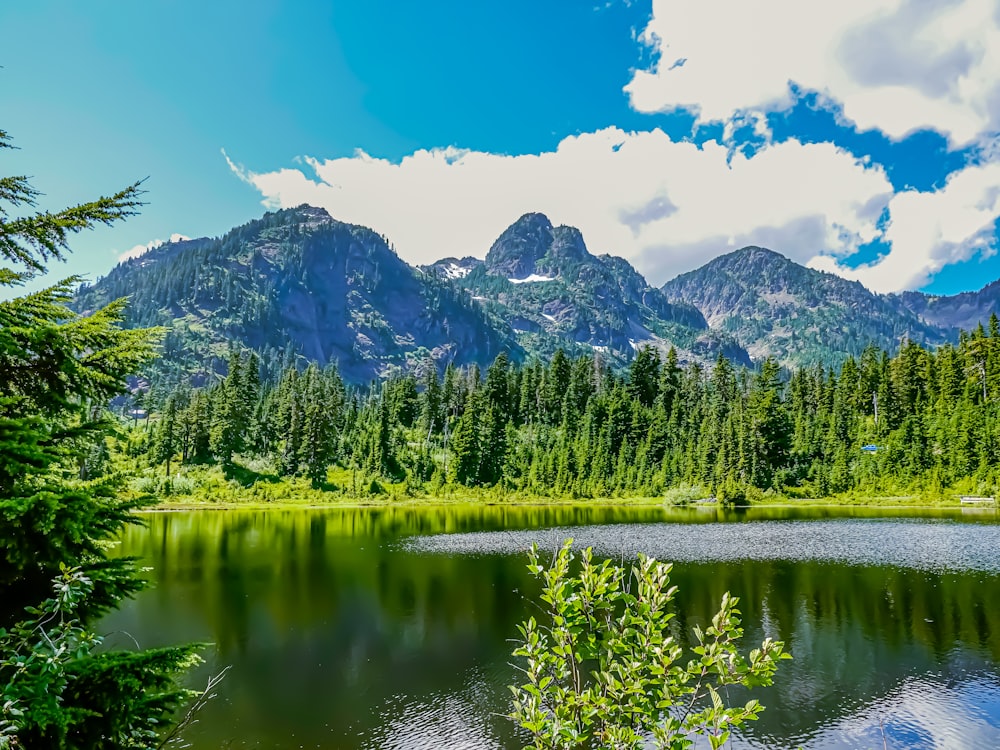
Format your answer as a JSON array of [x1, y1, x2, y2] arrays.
[[134, 321, 1000, 502], [0, 129, 201, 748]]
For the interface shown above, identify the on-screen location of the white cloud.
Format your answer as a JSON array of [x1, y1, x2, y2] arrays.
[[228, 129, 897, 286], [809, 160, 1000, 292], [625, 0, 1000, 147], [222, 1, 1000, 296], [118, 233, 190, 263]]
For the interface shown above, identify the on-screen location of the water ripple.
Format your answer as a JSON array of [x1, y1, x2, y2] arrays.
[[404, 517, 1000, 574]]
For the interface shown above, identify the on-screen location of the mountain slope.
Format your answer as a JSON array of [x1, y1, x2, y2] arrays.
[[426, 214, 751, 366], [661, 246, 948, 367], [896, 280, 1000, 334], [75, 206, 518, 382]]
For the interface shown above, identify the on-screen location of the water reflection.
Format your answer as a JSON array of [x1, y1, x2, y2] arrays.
[[103, 506, 1000, 748]]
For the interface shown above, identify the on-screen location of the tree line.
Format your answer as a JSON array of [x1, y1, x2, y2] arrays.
[[133, 316, 1000, 500]]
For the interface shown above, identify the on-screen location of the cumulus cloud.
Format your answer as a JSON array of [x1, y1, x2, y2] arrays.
[[118, 233, 190, 263], [227, 129, 897, 286], [809, 160, 1000, 292], [222, 0, 1000, 295], [625, 0, 1000, 147]]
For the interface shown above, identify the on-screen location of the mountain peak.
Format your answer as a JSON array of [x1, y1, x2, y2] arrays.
[[661, 244, 946, 367], [510, 212, 553, 231], [285, 204, 334, 223], [485, 213, 556, 278], [676, 246, 800, 285], [726, 245, 788, 264], [549, 225, 589, 262], [76, 206, 517, 382]]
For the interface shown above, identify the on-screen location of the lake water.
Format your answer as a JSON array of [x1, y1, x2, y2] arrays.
[[103, 505, 1000, 749]]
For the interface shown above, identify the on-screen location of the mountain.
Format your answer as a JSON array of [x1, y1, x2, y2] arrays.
[[75, 205, 1000, 384], [660, 246, 949, 368], [425, 213, 751, 366], [896, 280, 1000, 334], [74, 206, 519, 383]]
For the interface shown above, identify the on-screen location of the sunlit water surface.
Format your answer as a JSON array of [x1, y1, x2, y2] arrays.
[[103, 505, 1000, 749]]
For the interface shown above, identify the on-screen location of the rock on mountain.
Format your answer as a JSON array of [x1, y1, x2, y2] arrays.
[[74, 205, 518, 383], [426, 213, 751, 367], [661, 246, 949, 368]]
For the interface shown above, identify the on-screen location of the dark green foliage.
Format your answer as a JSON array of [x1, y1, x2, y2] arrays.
[[449, 388, 484, 486], [2, 567, 200, 749], [298, 363, 341, 486], [627, 345, 661, 408], [129, 298, 1000, 501], [0, 129, 199, 747]]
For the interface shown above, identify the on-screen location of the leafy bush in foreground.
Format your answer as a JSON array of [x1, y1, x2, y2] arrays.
[[509, 541, 789, 750]]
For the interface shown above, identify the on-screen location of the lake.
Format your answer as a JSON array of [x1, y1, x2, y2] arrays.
[[103, 505, 1000, 749]]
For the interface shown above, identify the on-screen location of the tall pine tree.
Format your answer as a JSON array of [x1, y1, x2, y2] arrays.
[[0, 128, 201, 748]]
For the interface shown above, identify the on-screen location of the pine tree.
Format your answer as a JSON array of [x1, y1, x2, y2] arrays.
[[277, 367, 302, 476], [185, 389, 213, 463], [543, 349, 571, 424], [0, 128, 200, 747], [298, 363, 338, 487], [449, 388, 484, 485], [151, 389, 180, 477], [417, 364, 443, 438], [209, 350, 251, 463], [627, 345, 660, 408], [746, 358, 791, 488]]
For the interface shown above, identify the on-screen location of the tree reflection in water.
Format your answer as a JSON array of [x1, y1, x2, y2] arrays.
[[103, 506, 1000, 749]]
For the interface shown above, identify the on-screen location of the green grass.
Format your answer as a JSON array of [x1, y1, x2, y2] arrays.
[[124, 463, 972, 512], [114, 440, 980, 512]]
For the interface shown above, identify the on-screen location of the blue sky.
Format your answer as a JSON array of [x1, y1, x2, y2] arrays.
[[3, 0, 1000, 296]]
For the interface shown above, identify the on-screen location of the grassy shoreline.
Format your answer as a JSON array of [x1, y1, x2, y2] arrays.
[[122, 460, 992, 512]]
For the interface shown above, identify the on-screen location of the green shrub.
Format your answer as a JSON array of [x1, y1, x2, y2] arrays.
[[509, 541, 789, 750], [662, 484, 707, 506]]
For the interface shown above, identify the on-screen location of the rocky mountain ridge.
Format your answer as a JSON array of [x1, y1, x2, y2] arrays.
[[425, 212, 749, 366], [74, 204, 1000, 382], [660, 246, 951, 368], [74, 206, 517, 383]]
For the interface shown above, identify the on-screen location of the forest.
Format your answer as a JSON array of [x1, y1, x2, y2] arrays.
[[122, 314, 1000, 502]]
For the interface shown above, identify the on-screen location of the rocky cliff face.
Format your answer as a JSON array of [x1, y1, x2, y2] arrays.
[[75, 206, 518, 382], [896, 280, 1000, 334]]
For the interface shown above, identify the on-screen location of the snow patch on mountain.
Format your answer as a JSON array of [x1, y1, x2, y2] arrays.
[[509, 274, 557, 284]]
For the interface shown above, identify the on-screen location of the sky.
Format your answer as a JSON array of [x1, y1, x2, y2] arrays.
[[3, 0, 1000, 296]]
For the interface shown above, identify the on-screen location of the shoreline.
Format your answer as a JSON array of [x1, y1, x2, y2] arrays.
[[138, 495, 983, 512]]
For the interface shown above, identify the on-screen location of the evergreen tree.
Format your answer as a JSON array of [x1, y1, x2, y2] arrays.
[[449, 388, 484, 485], [185, 389, 212, 463], [746, 359, 792, 488], [543, 349, 571, 424], [209, 350, 253, 463], [151, 389, 180, 477], [0, 128, 200, 747], [276, 367, 302, 476], [627, 345, 660, 408], [417, 363, 443, 438], [298, 363, 338, 486]]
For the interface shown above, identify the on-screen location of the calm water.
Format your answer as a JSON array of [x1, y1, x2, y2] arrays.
[[103, 505, 1000, 749]]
